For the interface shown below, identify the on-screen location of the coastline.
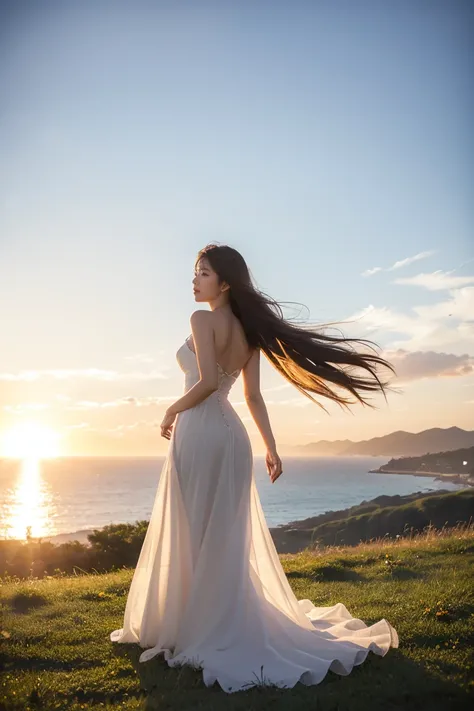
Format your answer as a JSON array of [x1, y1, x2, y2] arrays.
[[36, 524, 314, 550], [369, 468, 474, 487], [9, 476, 471, 551], [40, 529, 96, 546], [32, 482, 471, 551]]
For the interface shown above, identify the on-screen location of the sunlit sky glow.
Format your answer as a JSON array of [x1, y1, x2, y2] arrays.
[[1, 423, 61, 459], [1, 0, 473, 456]]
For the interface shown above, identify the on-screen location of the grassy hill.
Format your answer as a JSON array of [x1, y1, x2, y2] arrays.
[[1, 523, 473, 711], [3, 490, 473, 580], [271, 488, 474, 553]]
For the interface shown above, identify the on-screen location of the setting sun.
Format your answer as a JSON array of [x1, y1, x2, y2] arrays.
[[1, 423, 61, 459]]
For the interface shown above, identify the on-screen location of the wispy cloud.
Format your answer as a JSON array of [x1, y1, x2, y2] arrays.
[[362, 250, 436, 277], [393, 271, 474, 291], [262, 397, 312, 407], [262, 383, 292, 393], [123, 353, 157, 364], [63, 420, 168, 436], [3, 403, 51, 414], [0, 368, 169, 382], [3, 265, 473, 419], [349, 301, 474, 351], [387, 349, 474, 382], [88, 420, 163, 437], [348, 268, 474, 351], [66, 395, 176, 410]]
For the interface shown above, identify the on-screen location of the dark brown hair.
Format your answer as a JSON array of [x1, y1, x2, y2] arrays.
[[195, 243, 400, 414]]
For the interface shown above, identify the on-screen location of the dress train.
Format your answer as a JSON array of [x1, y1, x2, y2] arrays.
[[110, 337, 398, 693]]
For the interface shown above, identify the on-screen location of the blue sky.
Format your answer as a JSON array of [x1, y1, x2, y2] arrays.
[[0, 0, 473, 456]]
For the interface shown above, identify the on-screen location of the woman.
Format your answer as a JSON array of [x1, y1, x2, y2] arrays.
[[110, 243, 399, 693]]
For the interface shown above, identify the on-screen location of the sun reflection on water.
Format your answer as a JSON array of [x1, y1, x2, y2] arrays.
[[0, 458, 56, 541]]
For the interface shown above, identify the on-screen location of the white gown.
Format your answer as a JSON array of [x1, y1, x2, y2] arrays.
[[110, 336, 399, 693]]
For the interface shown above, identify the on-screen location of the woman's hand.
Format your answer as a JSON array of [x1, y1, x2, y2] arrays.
[[160, 409, 177, 440], [265, 448, 283, 483]]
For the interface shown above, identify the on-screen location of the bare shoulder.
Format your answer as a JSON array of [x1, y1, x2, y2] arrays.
[[189, 310, 214, 332], [189, 310, 214, 340], [190, 309, 212, 323]]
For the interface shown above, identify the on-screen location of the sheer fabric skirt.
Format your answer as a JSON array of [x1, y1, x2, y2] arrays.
[[110, 395, 399, 693]]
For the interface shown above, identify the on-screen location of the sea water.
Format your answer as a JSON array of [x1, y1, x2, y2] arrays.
[[0, 455, 463, 542]]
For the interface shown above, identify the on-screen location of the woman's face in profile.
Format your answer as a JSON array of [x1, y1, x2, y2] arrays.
[[193, 258, 219, 302]]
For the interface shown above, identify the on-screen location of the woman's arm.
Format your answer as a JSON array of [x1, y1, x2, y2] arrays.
[[242, 349, 277, 452], [167, 380, 216, 416], [167, 311, 218, 416], [245, 394, 276, 452]]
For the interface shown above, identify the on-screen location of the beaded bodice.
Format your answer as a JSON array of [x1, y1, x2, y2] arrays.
[[176, 335, 241, 399]]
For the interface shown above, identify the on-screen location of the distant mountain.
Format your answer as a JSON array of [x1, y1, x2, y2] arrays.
[[288, 426, 474, 457]]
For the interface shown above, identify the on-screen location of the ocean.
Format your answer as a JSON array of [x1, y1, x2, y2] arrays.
[[0, 455, 463, 543]]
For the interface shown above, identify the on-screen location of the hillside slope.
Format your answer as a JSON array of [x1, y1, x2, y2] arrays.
[[271, 489, 474, 553], [1, 526, 473, 710]]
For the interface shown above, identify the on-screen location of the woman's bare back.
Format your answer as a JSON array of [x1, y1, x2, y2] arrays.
[[210, 309, 254, 375]]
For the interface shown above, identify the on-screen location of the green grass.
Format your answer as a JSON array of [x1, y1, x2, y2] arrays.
[[1, 525, 474, 711]]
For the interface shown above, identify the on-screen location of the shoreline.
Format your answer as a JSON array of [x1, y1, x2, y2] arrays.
[[369, 468, 474, 487], [3, 475, 471, 550], [17, 480, 470, 550]]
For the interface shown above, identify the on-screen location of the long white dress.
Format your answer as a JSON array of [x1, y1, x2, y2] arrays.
[[110, 336, 399, 693]]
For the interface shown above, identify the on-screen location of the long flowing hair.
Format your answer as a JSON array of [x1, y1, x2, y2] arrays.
[[195, 243, 400, 414]]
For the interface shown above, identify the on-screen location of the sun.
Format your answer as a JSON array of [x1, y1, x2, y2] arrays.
[[1, 422, 61, 459]]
